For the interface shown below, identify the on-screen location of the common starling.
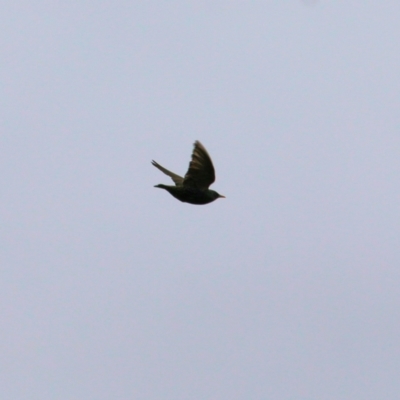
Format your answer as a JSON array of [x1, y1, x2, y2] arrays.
[[152, 140, 225, 205]]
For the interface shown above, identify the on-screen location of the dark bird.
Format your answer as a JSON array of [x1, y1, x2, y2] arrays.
[[152, 141, 225, 205]]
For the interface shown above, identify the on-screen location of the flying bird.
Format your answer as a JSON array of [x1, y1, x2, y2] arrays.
[[152, 140, 225, 205]]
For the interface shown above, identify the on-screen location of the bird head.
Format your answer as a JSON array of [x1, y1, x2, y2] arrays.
[[209, 190, 225, 201]]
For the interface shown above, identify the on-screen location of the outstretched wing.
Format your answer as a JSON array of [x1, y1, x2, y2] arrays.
[[151, 160, 184, 186], [183, 141, 215, 189]]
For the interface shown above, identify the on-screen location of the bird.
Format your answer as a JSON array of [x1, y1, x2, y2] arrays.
[[151, 140, 225, 205]]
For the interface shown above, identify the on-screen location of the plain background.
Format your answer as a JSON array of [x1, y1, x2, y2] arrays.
[[1, 2, 399, 399]]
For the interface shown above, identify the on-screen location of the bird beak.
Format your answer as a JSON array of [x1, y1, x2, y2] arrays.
[[219, 195, 226, 198]]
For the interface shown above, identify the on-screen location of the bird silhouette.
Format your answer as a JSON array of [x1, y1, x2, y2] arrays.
[[152, 141, 225, 205]]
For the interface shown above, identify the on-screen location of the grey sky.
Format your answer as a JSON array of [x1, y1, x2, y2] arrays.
[[1, 2, 399, 399]]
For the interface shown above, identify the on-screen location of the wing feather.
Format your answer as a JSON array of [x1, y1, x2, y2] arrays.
[[183, 141, 215, 189], [151, 160, 184, 186]]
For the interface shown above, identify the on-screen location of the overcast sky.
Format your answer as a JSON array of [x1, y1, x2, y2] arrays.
[[1, 2, 399, 399]]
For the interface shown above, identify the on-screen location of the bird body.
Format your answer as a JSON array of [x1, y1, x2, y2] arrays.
[[152, 141, 225, 205], [154, 184, 223, 205]]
